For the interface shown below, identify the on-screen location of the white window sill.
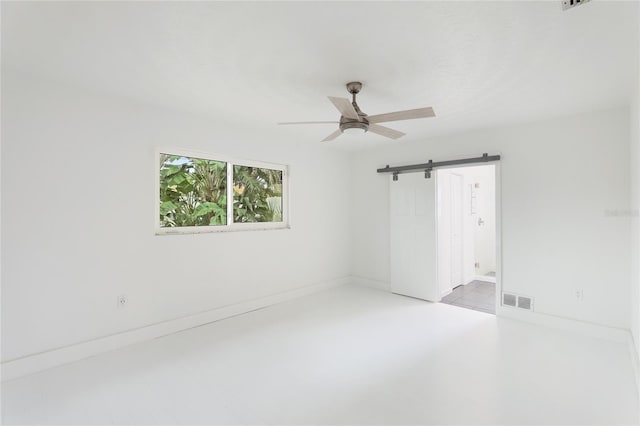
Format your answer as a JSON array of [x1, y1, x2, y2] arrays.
[[155, 223, 291, 235]]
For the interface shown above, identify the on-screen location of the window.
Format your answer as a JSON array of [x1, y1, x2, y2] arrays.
[[159, 155, 228, 227], [157, 149, 288, 234], [233, 165, 283, 223]]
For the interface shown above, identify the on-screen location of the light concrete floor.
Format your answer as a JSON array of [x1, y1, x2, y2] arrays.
[[2, 285, 638, 425]]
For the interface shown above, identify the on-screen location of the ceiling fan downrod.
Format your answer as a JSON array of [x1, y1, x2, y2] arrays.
[[346, 81, 363, 110]]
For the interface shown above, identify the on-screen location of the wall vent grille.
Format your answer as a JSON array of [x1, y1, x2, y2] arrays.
[[502, 293, 534, 311], [517, 296, 532, 310], [503, 293, 517, 307], [562, 0, 590, 11]]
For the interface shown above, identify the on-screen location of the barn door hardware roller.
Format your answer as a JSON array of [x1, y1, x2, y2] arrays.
[[379, 153, 500, 180], [424, 160, 433, 179]]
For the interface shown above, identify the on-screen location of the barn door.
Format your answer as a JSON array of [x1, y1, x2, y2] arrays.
[[389, 172, 438, 301]]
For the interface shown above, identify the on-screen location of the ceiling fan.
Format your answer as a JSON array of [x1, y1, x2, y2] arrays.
[[278, 82, 435, 142]]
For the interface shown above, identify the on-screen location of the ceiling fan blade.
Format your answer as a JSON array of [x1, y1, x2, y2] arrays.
[[327, 96, 361, 121], [321, 129, 343, 142], [367, 107, 435, 124], [278, 121, 338, 125], [368, 124, 406, 140]]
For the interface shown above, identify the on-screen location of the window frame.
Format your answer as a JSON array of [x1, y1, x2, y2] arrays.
[[155, 148, 290, 235]]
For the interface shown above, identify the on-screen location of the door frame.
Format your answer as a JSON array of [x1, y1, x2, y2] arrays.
[[435, 161, 502, 312]]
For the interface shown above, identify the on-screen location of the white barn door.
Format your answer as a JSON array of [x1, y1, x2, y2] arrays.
[[389, 173, 438, 301]]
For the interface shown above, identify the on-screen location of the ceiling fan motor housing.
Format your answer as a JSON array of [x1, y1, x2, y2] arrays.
[[340, 118, 369, 133], [341, 81, 368, 133], [339, 105, 369, 132]]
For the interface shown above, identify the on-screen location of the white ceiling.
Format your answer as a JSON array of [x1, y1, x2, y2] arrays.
[[2, 1, 638, 151]]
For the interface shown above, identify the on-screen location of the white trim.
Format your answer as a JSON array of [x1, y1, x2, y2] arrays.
[[350, 275, 631, 347], [497, 305, 630, 343], [226, 155, 233, 224], [440, 288, 453, 298], [155, 147, 290, 235], [494, 161, 503, 319], [1, 277, 350, 382], [627, 334, 640, 400], [499, 308, 638, 398], [463, 278, 475, 285], [350, 276, 390, 291], [475, 275, 496, 283], [350, 276, 633, 354]]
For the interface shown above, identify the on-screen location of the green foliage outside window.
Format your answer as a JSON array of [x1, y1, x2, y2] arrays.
[[159, 153, 284, 228], [159, 154, 227, 227], [233, 165, 283, 223]]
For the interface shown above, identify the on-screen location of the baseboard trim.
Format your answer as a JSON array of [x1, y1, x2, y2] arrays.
[[498, 306, 640, 393], [497, 305, 630, 343], [627, 334, 640, 400], [1, 277, 350, 382], [475, 275, 496, 283], [350, 277, 630, 344], [350, 276, 390, 291]]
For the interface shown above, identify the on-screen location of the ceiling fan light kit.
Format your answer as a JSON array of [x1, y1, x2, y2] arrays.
[[342, 126, 366, 135], [279, 81, 436, 142]]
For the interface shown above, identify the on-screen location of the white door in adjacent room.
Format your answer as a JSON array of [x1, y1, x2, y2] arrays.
[[389, 172, 438, 301], [450, 173, 464, 287]]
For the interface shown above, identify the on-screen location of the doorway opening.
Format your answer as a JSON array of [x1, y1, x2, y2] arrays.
[[437, 164, 497, 314]]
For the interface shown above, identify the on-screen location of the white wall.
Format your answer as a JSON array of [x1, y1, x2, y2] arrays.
[[630, 11, 640, 362], [2, 71, 636, 365], [350, 107, 631, 329], [1, 71, 351, 362]]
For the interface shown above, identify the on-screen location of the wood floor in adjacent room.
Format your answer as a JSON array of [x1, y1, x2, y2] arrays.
[[2, 285, 638, 425]]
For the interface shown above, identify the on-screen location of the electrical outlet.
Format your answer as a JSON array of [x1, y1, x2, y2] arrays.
[[575, 289, 584, 302], [117, 294, 127, 308]]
